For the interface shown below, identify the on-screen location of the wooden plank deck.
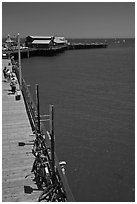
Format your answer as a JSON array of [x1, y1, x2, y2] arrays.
[[2, 59, 42, 201]]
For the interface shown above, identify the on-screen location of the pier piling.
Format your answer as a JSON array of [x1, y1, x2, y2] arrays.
[[36, 84, 41, 133]]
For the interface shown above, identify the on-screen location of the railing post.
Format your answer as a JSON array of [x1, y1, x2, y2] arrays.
[[50, 104, 55, 183]]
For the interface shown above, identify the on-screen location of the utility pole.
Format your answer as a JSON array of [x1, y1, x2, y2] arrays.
[[36, 84, 41, 133]]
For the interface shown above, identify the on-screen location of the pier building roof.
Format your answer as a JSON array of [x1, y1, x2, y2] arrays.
[[5, 35, 14, 43], [32, 40, 51, 44], [27, 36, 53, 40], [6, 38, 14, 43]]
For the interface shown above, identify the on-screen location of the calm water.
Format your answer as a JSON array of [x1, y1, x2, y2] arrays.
[[21, 39, 135, 202]]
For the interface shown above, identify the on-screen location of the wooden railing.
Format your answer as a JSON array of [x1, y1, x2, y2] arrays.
[[15, 66, 75, 202]]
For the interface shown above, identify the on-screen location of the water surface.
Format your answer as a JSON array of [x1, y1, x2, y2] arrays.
[[22, 39, 135, 202]]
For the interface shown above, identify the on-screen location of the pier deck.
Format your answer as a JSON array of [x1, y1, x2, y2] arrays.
[[2, 60, 42, 201]]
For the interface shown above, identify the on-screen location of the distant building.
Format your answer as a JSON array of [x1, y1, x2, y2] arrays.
[[25, 36, 54, 48], [5, 34, 14, 49], [25, 35, 68, 48], [54, 37, 68, 47]]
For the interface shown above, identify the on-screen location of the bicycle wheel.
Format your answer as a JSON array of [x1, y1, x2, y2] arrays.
[[38, 185, 54, 202]]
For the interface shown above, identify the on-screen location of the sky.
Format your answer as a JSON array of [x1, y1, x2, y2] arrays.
[[2, 2, 135, 39]]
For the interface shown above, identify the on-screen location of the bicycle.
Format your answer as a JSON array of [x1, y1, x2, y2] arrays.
[[38, 181, 67, 202], [31, 144, 52, 189]]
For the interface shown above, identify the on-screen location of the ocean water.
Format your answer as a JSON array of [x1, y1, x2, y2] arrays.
[[21, 39, 135, 202]]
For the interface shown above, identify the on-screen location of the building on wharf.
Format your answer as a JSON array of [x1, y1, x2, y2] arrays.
[[25, 35, 68, 48]]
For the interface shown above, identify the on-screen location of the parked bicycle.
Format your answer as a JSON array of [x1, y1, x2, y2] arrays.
[[38, 181, 67, 202]]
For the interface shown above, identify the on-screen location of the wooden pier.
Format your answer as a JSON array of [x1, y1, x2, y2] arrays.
[[2, 42, 108, 59], [68, 42, 108, 49], [2, 59, 43, 201], [3, 46, 68, 59], [2, 59, 74, 202]]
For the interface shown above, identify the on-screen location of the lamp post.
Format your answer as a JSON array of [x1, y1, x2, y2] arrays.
[[17, 33, 22, 90]]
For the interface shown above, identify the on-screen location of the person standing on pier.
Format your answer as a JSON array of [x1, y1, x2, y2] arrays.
[[5, 69, 11, 82], [10, 76, 17, 94], [3, 67, 7, 81]]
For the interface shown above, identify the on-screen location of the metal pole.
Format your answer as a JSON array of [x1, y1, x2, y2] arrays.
[[50, 104, 55, 183], [17, 33, 22, 90], [36, 84, 40, 133]]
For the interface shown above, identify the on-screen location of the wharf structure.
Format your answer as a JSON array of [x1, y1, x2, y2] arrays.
[[2, 59, 39, 201], [2, 34, 108, 59], [2, 56, 75, 200]]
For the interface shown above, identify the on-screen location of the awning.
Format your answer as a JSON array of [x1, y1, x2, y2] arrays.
[[32, 40, 51, 44]]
